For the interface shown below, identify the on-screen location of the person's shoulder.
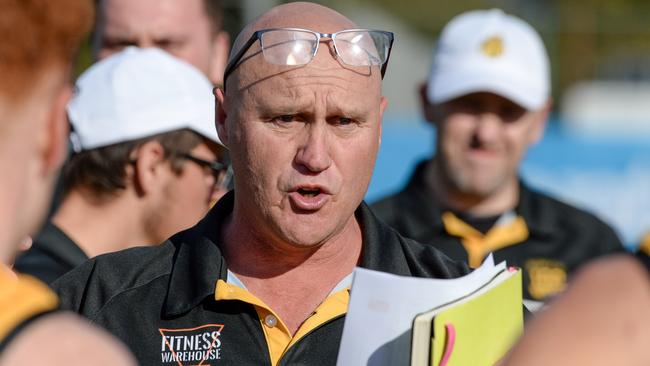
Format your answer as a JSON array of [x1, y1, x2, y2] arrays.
[[0, 271, 58, 346], [53, 241, 177, 315], [15, 222, 88, 284], [13, 245, 67, 284], [0, 312, 136, 365], [370, 160, 434, 227], [61, 240, 176, 285], [365, 206, 470, 279], [525, 186, 621, 238], [369, 189, 407, 224], [401, 232, 471, 278]]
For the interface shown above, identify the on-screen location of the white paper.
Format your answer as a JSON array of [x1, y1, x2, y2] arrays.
[[336, 255, 505, 366]]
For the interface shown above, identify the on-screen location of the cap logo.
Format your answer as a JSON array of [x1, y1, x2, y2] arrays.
[[481, 36, 504, 58]]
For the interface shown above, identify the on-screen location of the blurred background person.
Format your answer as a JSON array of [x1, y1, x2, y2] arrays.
[[93, 0, 230, 86], [15, 47, 226, 284], [0, 0, 135, 364], [372, 9, 623, 305], [92, 0, 232, 185], [83, 0, 233, 203], [41, 0, 235, 221], [18, 0, 239, 285]]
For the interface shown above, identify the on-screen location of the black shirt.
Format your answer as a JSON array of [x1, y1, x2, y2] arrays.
[[53, 191, 469, 366], [371, 160, 624, 301], [14, 222, 87, 284]]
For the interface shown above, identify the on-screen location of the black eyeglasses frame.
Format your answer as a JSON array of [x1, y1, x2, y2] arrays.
[[223, 27, 394, 86], [180, 153, 226, 180]]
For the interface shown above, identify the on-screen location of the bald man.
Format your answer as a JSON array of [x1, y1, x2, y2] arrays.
[[54, 3, 469, 365]]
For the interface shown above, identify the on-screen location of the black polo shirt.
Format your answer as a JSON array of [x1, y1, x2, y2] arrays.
[[14, 222, 87, 284], [53, 191, 469, 366], [371, 160, 624, 301]]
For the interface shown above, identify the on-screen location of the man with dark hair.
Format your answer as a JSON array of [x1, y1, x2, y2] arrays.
[[15, 47, 227, 283], [54, 3, 470, 365], [91, 0, 232, 204], [0, 0, 135, 363], [93, 0, 230, 86], [372, 9, 623, 304]]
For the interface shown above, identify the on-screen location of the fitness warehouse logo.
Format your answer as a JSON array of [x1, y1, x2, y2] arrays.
[[159, 324, 224, 365]]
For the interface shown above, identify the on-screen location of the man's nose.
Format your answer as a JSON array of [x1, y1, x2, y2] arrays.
[[474, 112, 502, 142], [294, 123, 332, 173]]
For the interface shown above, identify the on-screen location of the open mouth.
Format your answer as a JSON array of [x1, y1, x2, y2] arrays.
[[289, 185, 330, 211], [297, 187, 322, 197]]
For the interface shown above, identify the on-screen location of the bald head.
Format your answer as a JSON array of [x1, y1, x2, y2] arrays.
[[224, 2, 386, 95], [230, 2, 356, 61]]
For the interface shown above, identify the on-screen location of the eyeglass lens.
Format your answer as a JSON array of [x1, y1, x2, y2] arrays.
[[259, 29, 390, 67], [261, 30, 317, 66], [334, 31, 388, 66]]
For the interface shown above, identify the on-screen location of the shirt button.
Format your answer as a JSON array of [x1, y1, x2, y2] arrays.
[[264, 314, 278, 328]]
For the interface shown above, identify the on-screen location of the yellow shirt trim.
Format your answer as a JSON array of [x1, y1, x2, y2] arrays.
[[640, 233, 650, 256], [215, 279, 349, 366], [442, 212, 529, 268], [0, 268, 59, 342]]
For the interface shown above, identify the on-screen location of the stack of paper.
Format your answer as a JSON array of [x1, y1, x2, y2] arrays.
[[336, 256, 523, 366]]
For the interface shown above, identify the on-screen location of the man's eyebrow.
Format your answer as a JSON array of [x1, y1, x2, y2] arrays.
[[327, 106, 369, 121], [254, 101, 310, 115], [102, 34, 137, 45], [152, 34, 188, 42]]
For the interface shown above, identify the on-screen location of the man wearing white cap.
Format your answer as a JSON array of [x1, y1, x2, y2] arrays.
[[90, 0, 233, 202], [15, 47, 226, 284], [372, 9, 623, 303]]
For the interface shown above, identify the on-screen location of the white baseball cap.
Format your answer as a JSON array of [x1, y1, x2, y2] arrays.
[[68, 47, 221, 152], [426, 9, 550, 110]]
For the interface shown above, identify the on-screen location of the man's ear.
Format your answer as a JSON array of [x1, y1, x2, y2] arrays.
[[378, 96, 388, 147], [529, 98, 552, 145], [208, 31, 231, 86], [131, 140, 167, 196], [214, 87, 229, 147], [41, 85, 72, 177]]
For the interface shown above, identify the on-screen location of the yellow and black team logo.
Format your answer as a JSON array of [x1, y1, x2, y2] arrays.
[[525, 259, 567, 300], [481, 36, 504, 58], [159, 323, 224, 365]]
